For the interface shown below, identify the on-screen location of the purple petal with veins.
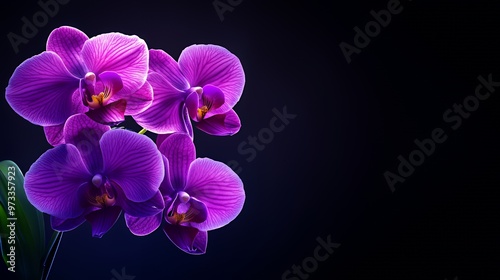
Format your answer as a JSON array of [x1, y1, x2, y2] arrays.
[[185, 158, 245, 231], [47, 26, 88, 77], [51, 215, 86, 232], [86, 99, 127, 125], [158, 133, 195, 190], [125, 81, 153, 116], [149, 49, 190, 91], [24, 145, 91, 219], [86, 206, 122, 238], [100, 129, 164, 202], [125, 212, 163, 236], [133, 72, 190, 134], [81, 32, 149, 95], [163, 223, 207, 255], [5, 52, 82, 126], [178, 44, 244, 115], [44, 123, 65, 146], [199, 85, 225, 119], [63, 114, 110, 172], [195, 109, 241, 136]]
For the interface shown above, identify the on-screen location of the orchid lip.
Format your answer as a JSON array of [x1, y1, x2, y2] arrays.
[[89, 179, 117, 208], [81, 72, 123, 110], [166, 192, 191, 225]]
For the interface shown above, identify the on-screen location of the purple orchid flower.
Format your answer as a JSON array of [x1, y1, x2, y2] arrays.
[[5, 26, 152, 146], [126, 133, 245, 254], [133, 45, 245, 137], [24, 114, 165, 238]]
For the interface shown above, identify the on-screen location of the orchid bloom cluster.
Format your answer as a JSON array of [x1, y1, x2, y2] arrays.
[[5, 26, 245, 255]]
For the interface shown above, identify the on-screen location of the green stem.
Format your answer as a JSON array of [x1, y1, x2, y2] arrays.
[[138, 128, 147, 135], [40, 231, 63, 280]]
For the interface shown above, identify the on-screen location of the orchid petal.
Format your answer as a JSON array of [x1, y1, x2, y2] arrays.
[[158, 133, 195, 190], [201, 85, 225, 119], [81, 32, 148, 94], [95, 71, 124, 103], [159, 155, 175, 196], [125, 212, 163, 236], [85, 206, 122, 238], [5, 51, 81, 126], [184, 197, 208, 224], [195, 109, 241, 136], [185, 91, 199, 121], [184, 107, 194, 138], [100, 129, 164, 202], [156, 134, 172, 150], [149, 49, 189, 91], [50, 215, 86, 232], [63, 114, 110, 173], [133, 72, 188, 134], [163, 223, 207, 255], [118, 189, 164, 217], [86, 99, 127, 125], [185, 158, 245, 231], [44, 123, 65, 146], [125, 81, 153, 116], [46, 26, 88, 77], [25, 145, 91, 218], [179, 44, 244, 114]]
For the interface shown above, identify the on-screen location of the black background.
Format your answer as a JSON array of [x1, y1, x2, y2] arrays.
[[1, 0, 500, 279]]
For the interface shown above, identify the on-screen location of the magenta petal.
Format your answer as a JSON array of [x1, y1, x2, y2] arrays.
[[134, 73, 189, 134], [63, 114, 110, 172], [185, 91, 199, 121], [190, 229, 208, 254], [44, 123, 65, 146], [195, 109, 241, 136], [81, 32, 148, 95], [185, 158, 245, 231], [184, 197, 208, 224], [100, 129, 164, 202], [95, 71, 124, 103], [86, 99, 127, 125], [163, 223, 207, 255], [118, 190, 165, 217], [85, 206, 122, 238], [125, 212, 162, 236], [51, 215, 86, 232], [149, 49, 189, 91], [156, 134, 172, 150], [46, 26, 88, 77], [125, 81, 153, 116], [25, 145, 91, 218], [6, 52, 81, 126], [184, 107, 194, 138], [158, 133, 195, 190], [178, 44, 245, 114], [202, 85, 225, 119], [44, 86, 91, 146], [159, 155, 175, 196]]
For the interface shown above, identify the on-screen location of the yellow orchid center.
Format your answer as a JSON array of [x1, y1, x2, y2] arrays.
[[87, 89, 112, 109], [197, 105, 209, 120]]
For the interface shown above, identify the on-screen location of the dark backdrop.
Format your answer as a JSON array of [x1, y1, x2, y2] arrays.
[[1, 0, 499, 279]]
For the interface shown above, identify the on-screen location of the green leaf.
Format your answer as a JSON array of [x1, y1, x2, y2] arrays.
[[0, 160, 46, 279]]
